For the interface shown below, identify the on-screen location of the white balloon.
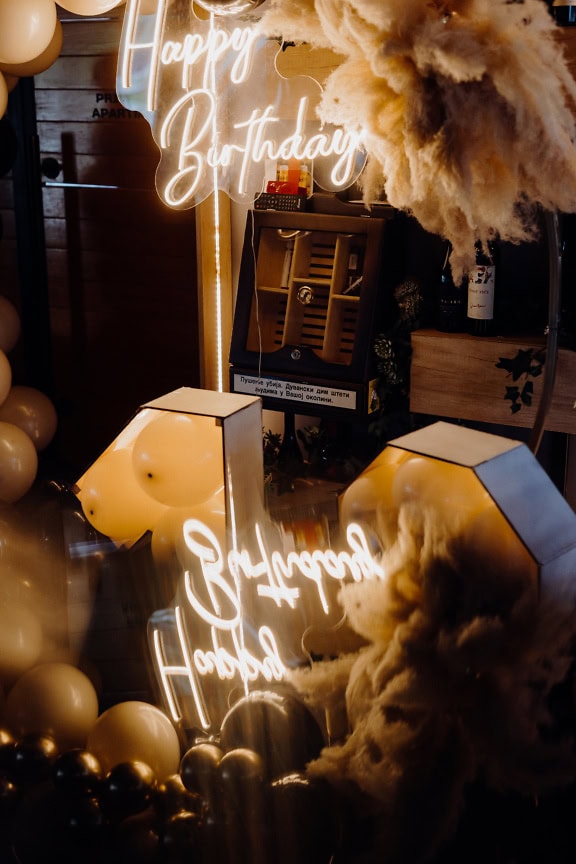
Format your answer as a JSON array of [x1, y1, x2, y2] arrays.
[[0, 421, 37, 502], [0, 385, 58, 451]]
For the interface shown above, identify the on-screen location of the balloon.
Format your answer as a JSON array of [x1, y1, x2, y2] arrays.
[[0, 600, 43, 685], [219, 690, 325, 782], [0, 72, 6, 122], [100, 760, 157, 819], [77, 446, 167, 543], [2, 73, 19, 93], [0, 385, 57, 450], [132, 412, 223, 507], [0, 18, 63, 78], [0, 296, 21, 352], [0, 385, 57, 451], [391, 455, 490, 526], [86, 701, 181, 781], [0, 348, 12, 402], [56, 0, 125, 14], [0, 421, 38, 503], [0, 0, 57, 66], [151, 492, 226, 567], [6, 662, 99, 749]]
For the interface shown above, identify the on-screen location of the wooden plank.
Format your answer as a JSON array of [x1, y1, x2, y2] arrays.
[[41, 185, 194, 222], [36, 53, 119, 91], [36, 86, 140, 121], [57, 16, 124, 57], [44, 214, 196, 251], [37, 119, 155, 156], [410, 329, 576, 435]]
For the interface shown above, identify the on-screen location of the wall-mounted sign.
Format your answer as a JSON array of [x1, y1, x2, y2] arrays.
[[116, 0, 366, 208]]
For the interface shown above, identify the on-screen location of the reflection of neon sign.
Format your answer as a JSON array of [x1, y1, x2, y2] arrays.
[[149, 520, 384, 732], [117, 0, 365, 207]]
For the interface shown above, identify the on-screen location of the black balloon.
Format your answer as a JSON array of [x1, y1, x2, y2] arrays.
[[101, 760, 157, 820], [155, 772, 205, 821], [269, 771, 340, 864], [179, 741, 223, 804], [161, 810, 202, 862], [11, 734, 58, 785], [52, 748, 103, 797], [219, 689, 325, 781]]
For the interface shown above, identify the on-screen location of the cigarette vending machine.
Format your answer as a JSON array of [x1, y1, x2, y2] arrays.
[[229, 206, 398, 419]]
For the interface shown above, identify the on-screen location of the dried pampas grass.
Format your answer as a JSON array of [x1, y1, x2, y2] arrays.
[[258, 0, 576, 278], [288, 503, 576, 862]]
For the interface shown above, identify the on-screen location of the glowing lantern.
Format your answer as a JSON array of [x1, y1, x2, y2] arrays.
[[342, 421, 576, 602]]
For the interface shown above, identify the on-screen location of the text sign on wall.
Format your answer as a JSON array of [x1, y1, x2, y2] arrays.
[[116, 0, 366, 208], [232, 371, 358, 410]]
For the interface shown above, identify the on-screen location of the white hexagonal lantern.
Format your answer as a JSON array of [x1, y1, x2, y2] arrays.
[[340, 421, 576, 603], [75, 387, 265, 549]]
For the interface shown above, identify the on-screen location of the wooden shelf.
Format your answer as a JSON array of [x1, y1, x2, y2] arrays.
[[410, 329, 576, 434]]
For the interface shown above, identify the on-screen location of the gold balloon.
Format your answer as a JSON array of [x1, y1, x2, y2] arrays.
[[0, 348, 12, 404], [0, 18, 63, 78], [87, 700, 181, 780], [0, 600, 43, 685], [0, 72, 7, 122], [132, 412, 223, 507], [77, 446, 167, 543], [391, 455, 490, 525], [56, 0, 125, 13], [6, 662, 99, 749], [0, 296, 21, 353], [0, 385, 58, 451], [0, 421, 38, 503], [151, 490, 226, 566], [0, 0, 57, 66]]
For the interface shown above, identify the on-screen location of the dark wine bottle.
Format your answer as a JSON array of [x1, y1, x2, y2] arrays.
[[435, 241, 466, 332], [467, 240, 497, 336], [552, 0, 576, 26]]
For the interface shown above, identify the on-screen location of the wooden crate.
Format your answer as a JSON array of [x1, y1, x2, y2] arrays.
[[410, 329, 576, 434]]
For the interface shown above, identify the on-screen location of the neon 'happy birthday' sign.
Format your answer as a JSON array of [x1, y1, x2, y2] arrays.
[[149, 519, 384, 734], [117, 0, 366, 208]]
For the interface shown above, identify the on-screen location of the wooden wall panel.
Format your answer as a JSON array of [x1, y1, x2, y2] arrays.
[[1, 10, 200, 476]]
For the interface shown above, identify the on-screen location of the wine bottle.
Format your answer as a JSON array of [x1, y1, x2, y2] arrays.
[[435, 241, 466, 332], [467, 240, 497, 336], [551, 0, 576, 26]]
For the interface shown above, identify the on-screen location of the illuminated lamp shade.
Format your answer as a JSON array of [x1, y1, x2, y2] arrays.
[[0, 18, 63, 78], [0, 0, 57, 66], [74, 387, 265, 547], [343, 421, 576, 603]]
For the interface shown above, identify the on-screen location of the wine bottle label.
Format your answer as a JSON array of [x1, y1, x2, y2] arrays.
[[467, 265, 495, 320]]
